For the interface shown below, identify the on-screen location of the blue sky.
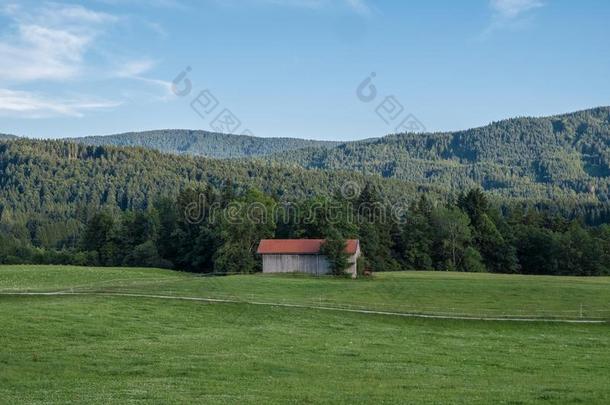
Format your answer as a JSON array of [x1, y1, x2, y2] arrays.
[[0, 0, 608, 140]]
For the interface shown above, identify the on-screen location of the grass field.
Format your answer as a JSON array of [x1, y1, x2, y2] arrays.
[[1, 266, 609, 404]]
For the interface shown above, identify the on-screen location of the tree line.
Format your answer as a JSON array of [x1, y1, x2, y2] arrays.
[[0, 138, 428, 256], [2, 184, 609, 276]]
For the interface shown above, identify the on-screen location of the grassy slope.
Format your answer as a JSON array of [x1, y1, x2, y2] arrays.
[[1, 266, 609, 319], [1, 266, 609, 404]]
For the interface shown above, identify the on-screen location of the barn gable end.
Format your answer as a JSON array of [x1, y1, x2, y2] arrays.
[[257, 239, 360, 278]]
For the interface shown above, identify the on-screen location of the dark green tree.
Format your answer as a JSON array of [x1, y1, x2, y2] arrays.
[[321, 229, 350, 276], [214, 189, 276, 274], [431, 206, 479, 271]]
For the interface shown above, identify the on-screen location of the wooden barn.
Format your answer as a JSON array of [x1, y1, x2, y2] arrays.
[[257, 239, 360, 278]]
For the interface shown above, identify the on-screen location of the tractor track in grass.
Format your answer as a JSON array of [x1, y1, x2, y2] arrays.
[[0, 291, 607, 324]]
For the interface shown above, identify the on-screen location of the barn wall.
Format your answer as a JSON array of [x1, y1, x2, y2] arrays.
[[260, 242, 360, 278], [345, 245, 361, 278], [262, 255, 331, 275], [346, 253, 357, 277], [262, 252, 360, 277]]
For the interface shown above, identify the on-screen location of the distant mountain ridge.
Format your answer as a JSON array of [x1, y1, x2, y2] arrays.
[[4, 106, 610, 201], [70, 130, 340, 159], [266, 107, 610, 201]]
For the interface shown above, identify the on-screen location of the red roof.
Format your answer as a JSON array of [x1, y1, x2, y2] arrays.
[[257, 239, 359, 255]]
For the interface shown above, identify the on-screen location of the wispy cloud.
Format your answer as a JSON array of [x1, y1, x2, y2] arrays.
[[0, 2, 172, 117], [93, 0, 187, 10], [344, 0, 371, 16], [0, 88, 121, 118], [0, 3, 116, 82], [115, 59, 158, 78], [219, 0, 373, 15], [483, 0, 546, 37], [0, 25, 89, 82], [490, 0, 545, 19], [232, 0, 325, 10], [113, 59, 174, 100]]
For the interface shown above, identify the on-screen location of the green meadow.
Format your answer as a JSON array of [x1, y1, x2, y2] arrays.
[[1, 266, 609, 404]]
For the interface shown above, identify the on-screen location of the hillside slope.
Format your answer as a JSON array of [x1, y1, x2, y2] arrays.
[[62, 107, 610, 201], [0, 137, 427, 250], [71, 130, 340, 158], [270, 107, 610, 201], [2, 267, 609, 403]]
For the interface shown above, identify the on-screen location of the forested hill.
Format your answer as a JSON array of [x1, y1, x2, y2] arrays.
[[0, 137, 428, 250], [70, 130, 340, 158], [269, 107, 610, 202], [0, 134, 17, 140], [2, 133, 610, 274], [61, 107, 610, 201]]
